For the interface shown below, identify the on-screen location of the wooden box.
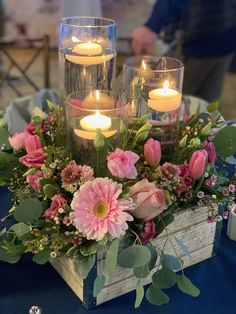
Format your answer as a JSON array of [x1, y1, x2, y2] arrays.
[[50, 205, 223, 309]]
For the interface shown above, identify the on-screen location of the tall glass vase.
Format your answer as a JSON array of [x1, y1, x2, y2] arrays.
[[123, 56, 184, 160], [59, 17, 117, 97]]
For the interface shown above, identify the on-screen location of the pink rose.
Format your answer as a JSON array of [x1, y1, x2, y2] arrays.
[[24, 134, 42, 153], [8, 132, 27, 150], [19, 148, 45, 168], [44, 194, 67, 220], [144, 138, 161, 166], [129, 179, 166, 221], [188, 150, 208, 180], [26, 170, 44, 192], [139, 220, 156, 244], [107, 148, 139, 179], [203, 140, 217, 164]]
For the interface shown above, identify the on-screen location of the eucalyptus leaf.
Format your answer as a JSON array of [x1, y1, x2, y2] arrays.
[[152, 268, 176, 289], [135, 282, 144, 308], [14, 198, 43, 224], [117, 245, 151, 268], [79, 241, 99, 257], [214, 126, 236, 158], [0, 127, 10, 148], [155, 214, 174, 237], [176, 275, 200, 297], [162, 254, 183, 271], [133, 245, 157, 278], [77, 254, 96, 279], [10, 223, 31, 239], [146, 285, 170, 306], [0, 242, 23, 263], [93, 274, 105, 297], [174, 236, 191, 257], [105, 238, 119, 274], [32, 248, 51, 265], [0, 227, 6, 237]]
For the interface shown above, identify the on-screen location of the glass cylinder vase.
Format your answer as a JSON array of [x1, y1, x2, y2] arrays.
[[59, 17, 117, 97], [123, 56, 184, 160], [65, 90, 128, 176]]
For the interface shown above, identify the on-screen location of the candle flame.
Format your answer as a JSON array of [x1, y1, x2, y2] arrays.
[[163, 80, 169, 90], [141, 59, 147, 70], [95, 90, 101, 101]]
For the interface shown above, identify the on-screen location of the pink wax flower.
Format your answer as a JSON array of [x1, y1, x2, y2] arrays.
[[71, 178, 134, 240], [44, 194, 68, 220], [47, 112, 55, 124], [203, 140, 217, 164], [63, 216, 73, 226], [107, 148, 139, 179], [26, 170, 44, 192], [61, 161, 94, 185], [19, 148, 45, 168], [8, 131, 27, 150], [25, 122, 48, 135], [162, 162, 181, 179], [188, 150, 208, 180], [24, 134, 42, 153], [129, 179, 166, 221], [144, 138, 161, 167], [139, 220, 156, 244]]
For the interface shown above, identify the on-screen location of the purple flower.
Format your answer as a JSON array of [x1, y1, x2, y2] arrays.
[[203, 141, 217, 164], [139, 220, 156, 244]]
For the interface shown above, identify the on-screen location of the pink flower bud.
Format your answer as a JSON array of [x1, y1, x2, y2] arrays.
[[144, 138, 161, 167], [188, 150, 208, 180]]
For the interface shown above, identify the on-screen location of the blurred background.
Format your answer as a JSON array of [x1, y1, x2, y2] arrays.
[[0, 0, 235, 120]]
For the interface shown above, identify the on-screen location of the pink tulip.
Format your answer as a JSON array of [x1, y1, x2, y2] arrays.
[[144, 138, 161, 166], [188, 150, 208, 180], [9, 132, 27, 150], [129, 179, 166, 221]]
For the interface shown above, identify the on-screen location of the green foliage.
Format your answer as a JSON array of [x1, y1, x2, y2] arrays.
[[32, 248, 51, 264], [176, 275, 200, 297], [0, 127, 11, 149], [135, 122, 152, 143], [152, 268, 176, 289], [214, 126, 236, 158], [162, 254, 183, 271], [93, 274, 105, 297], [207, 100, 219, 113], [117, 245, 151, 268], [155, 213, 174, 237], [146, 285, 169, 306], [94, 129, 105, 149], [14, 198, 43, 224], [43, 184, 58, 199], [10, 223, 31, 239], [174, 236, 191, 257], [133, 245, 157, 278], [77, 254, 96, 279], [105, 238, 119, 273], [0, 152, 19, 185], [79, 241, 99, 257], [134, 282, 144, 308], [0, 241, 23, 263]]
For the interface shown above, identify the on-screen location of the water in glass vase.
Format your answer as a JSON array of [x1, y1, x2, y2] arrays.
[[59, 48, 116, 96]]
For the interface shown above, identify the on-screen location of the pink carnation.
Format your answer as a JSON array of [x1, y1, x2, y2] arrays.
[[9, 132, 27, 150], [44, 194, 68, 220], [71, 178, 134, 240], [26, 170, 44, 192], [161, 162, 181, 179], [61, 160, 93, 185], [107, 148, 139, 179]]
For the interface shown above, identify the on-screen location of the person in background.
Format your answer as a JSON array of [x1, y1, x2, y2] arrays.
[[131, 0, 236, 102], [62, 0, 101, 17]]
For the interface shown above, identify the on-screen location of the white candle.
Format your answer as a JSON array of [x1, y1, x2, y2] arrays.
[[73, 41, 102, 56], [80, 110, 111, 132], [148, 80, 182, 112]]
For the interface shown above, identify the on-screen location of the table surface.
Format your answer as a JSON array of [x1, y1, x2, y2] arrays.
[[1, 187, 236, 314]]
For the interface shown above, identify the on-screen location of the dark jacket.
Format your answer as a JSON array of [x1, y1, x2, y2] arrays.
[[145, 0, 236, 57]]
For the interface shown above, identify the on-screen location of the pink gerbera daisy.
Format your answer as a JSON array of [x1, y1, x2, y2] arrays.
[[71, 178, 134, 240]]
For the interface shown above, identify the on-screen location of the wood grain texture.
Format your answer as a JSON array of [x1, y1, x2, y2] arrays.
[[49, 206, 216, 307]]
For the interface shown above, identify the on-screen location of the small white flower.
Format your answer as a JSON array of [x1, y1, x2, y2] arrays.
[[197, 191, 205, 198], [204, 172, 209, 178], [58, 207, 64, 214], [50, 252, 57, 258], [212, 194, 217, 199], [32, 107, 47, 120]]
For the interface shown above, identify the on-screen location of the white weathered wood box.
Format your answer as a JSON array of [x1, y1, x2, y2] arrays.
[[50, 205, 222, 309]]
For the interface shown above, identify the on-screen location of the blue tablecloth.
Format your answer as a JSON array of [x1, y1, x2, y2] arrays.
[[0, 187, 236, 314]]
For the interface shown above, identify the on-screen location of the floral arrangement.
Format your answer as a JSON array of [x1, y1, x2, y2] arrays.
[[0, 101, 235, 307]]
